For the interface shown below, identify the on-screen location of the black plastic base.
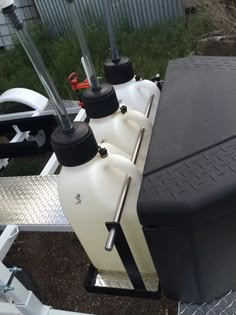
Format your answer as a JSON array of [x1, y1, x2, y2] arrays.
[[104, 57, 134, 85], [84, 265, 162, 300], [82, 83, 119, 119], [51, 122, 98, 167]]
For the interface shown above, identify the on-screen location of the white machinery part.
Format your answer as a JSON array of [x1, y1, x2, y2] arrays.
[[0, 126, 29, 170], [0, 88, 49, 112], [0, 0, 13, 10], [0, 225, 92, 315], [0, 88, 81, 171], [0, 302, 23, 315], [0, 88, 48, 170]]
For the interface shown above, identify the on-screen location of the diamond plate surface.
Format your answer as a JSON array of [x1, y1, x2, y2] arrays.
[[47, 100, 78, 110], [0, 175, 69, 226], [171, 56, 236, 71], [179, 291, 236, 315], [142, 137, 236, 202], [95, 270, 159, 291]]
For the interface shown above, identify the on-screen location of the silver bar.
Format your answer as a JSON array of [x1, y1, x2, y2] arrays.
[[105, 95, 154, 251], [3, 267, 23, 293]]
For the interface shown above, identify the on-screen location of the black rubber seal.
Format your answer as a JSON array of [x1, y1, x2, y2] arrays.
[[104, 56, 134, 85], [82, 83, 119, 119], [51, 122, 98, 167]]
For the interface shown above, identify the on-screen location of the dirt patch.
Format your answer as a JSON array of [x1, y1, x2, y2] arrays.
[[4, 232, 177, 315], [195, 35, 236, 55], [196, 0, 236, 35]]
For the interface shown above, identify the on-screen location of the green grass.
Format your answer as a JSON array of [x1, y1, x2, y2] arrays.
[[0, 14, 212, 176], [0, 151, 53, 177], [0, 15, 211, 100]]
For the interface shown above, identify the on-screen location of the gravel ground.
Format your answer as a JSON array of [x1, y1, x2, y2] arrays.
[[4, 232, 177, 315]]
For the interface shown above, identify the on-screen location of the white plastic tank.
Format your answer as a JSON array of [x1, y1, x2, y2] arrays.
[[104, 57, 160, 124], [80, 83, 153, 171], [51, 122, 155, 274]]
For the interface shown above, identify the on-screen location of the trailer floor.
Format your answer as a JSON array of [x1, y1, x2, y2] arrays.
[[4, 232, 177, 315]]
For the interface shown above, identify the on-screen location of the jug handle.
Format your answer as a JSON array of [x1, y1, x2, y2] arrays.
[[129, 79, 160, 105], [100, 153, 142, 184], [92, 153, 142, 209], [120, 108, 153, 134]]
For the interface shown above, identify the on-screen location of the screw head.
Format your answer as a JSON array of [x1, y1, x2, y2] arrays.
[[98, 146, 108, 158], [120, 105, 128, 114]]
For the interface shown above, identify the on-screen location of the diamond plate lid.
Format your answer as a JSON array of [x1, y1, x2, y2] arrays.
[[179, 290, 236, 315], [138, 56, 236, 227], [144, 56, 236, 175]]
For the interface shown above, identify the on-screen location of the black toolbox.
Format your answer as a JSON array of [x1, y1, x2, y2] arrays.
[[138, 56, 236, 303]]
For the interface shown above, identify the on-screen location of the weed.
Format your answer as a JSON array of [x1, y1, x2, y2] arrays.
[[0, 15, 212, 101]]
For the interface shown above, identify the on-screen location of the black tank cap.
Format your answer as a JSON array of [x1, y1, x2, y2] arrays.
[[104, 56, 134, 85], [82, 83, 119, 119], [51, 122, 98, 167]]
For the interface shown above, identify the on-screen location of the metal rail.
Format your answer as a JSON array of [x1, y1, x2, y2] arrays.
[[105, 94, 154, 251]]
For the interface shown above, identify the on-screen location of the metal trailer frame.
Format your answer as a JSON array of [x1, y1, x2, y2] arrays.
[[0, 88, 91, 314], [0, 87, 161, 306], [2, 86, 232, 314], [0, 225, 91, 315], [0, 89, 86, 232], [0, 88, 81, 170]]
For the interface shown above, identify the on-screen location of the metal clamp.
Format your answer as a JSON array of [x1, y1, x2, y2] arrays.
[[105, 94, 154, 252], [0, 267, 22, 293]]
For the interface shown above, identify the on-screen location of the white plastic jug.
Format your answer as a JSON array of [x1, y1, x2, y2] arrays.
[[81, 83, 153, 171], [104, 57, 160, 124], [51, 122, 155, 274], [114, 78, 160, 124]]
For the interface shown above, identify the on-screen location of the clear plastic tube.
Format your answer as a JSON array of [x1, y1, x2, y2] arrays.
[[15, 26, 73, 131], [66, 0, 100, 90], [104, 0, 120, 63]]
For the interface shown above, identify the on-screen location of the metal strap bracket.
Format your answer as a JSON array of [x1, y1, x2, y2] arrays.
[[105, 94, 155, 252], [0, 267, 22, 293], [106, 222, 146, 291]]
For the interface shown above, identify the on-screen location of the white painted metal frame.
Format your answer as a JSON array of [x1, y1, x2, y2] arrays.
[[0, 88, 90, 312], [0, 88, 81, 170], [0, 225, 92, 315], [0, 125, 29, 169], [0, 93, 89, 313], [0, 88, 86, 232], [0, 88, 48, 170]]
